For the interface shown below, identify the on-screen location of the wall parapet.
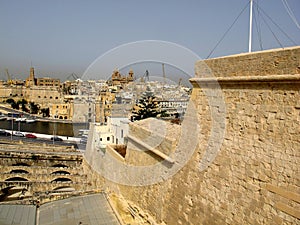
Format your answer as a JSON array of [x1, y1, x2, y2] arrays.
[[190, 74, 300, 85], [127, 134, 175, 164], [195, 46, 300, 77]]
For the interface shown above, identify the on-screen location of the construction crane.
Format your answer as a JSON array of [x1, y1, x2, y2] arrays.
[[178, 78, 182, 87], [5, 69, 13, 85], [66, 73, 79, 81], [144, 70, 149, 81], [162, 63, 166, 85], [140, 70, 149, 83]]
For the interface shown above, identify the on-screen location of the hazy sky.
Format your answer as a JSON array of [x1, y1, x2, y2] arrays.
[[0, 0, 299, 81]]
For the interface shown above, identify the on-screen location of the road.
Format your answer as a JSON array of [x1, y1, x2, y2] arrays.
[[0, 135, 87, 151]]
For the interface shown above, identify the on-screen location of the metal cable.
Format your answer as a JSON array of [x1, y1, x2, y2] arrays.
[[253, 5, 264, 50], [206, 1, 250, 59], [255, 2, 297, 46], [282, 0, 300, 30]]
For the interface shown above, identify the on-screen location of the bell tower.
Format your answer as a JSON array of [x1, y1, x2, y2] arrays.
[[26, 67, 37, 87]]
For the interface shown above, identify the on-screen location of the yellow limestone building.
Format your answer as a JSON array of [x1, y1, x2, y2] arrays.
[[0, 67, 73, 120]]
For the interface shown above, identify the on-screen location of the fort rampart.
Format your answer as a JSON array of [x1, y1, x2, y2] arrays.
[[85, 46, 300, 224]]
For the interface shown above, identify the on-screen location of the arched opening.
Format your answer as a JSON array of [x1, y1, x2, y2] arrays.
[[5, 177, 29, 182], [52, 164, 68, 168], [10, 169, 29, 174], [59, 116, 63, 119], [64, 116, 68, 119], [51, 170, 70, 175], [51, 177, 72, 183], [0, 186, 31, 201], [12, 162, 30, 167], [53, 186, 75, 192]]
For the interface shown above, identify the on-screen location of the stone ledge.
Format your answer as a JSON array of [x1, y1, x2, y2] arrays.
[[190, 74, 300, 86], [275, 202, 300, 219], [127, 134, 175, 164], [106, 145, 125, 162], [265, 184, 300, 204]]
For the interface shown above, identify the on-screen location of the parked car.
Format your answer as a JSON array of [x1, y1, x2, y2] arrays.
[[13, 131, 25, 137], [51, 136, 63, 141], [0, 130, 10, 136], [80, 138, 87, 144], [25, 133, 37, 138]]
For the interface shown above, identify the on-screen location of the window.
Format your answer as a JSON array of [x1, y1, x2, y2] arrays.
[[100, 138, 102, 141], [121, 130, 124, 138], [107, 136, 110, 141], [55, 97, 58, 99]]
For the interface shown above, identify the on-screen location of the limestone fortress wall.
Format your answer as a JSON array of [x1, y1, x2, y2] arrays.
[[84, 46, 300, 224]]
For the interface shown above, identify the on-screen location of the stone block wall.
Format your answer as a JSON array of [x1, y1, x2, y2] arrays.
[[196, 46, 300, 77], [85, 46, 300, 224]]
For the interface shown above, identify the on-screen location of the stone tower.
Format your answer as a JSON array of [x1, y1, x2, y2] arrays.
[[26, 67, 37, 87], [128, 69, 134, 82]]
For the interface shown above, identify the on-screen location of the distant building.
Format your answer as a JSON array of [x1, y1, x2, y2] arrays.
[[49, 102, 73, 120], [92, 117, 130, 150], [37, 77, 60, 87], [25, 67, 60, 87], [157, 98, 189, 117], [95, 90, 116, 124], [110, 69, 134, 86], [25, 67, 37, 87]]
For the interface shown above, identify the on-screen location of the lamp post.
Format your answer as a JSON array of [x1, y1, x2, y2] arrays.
[[11, 118, 13, 141], [53, 113, 57, 145]]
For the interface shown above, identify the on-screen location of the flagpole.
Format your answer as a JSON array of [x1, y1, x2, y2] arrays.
[[248, 0, 253, 52]]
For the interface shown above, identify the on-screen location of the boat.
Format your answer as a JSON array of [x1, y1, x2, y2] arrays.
[[26, 118, 36, 123], [16, 117, 26, 122], [0, 116, 7, 121]]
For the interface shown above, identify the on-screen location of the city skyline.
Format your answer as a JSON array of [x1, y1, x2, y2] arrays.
[[0, 0, 299, 81]]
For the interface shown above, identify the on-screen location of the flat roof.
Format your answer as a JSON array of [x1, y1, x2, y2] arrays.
[[0, 193, 120, 225], [39, 193, 120, 225], [0, 204, 36, 225]]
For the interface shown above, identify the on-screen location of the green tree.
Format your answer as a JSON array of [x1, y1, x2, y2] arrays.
[[6, 98, 15, 104], [29, 102, 40, 114], [131, 86, 162, 121], [11, 101, 19, 110], [17, 99, 29, 112], [6, 98, 19, 109], [41, 108, 50, 117]]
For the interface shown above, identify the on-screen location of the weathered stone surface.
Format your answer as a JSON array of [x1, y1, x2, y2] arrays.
[[84, 46, 300, 224]]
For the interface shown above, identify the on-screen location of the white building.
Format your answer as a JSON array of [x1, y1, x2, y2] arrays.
[[92, 117, 130, 151]]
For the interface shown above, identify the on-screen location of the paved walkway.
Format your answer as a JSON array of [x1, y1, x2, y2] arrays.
[[0, 193, 121, 225]]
